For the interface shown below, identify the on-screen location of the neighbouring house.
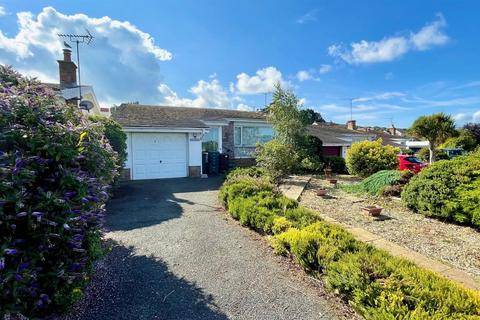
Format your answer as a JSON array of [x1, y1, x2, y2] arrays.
[[111, 103, 273, 180], [45, 48, 102, 115], [308, 120, 376, 158]]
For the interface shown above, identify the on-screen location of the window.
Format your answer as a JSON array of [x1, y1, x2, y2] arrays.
[[234, 127, 242, 146], [202, 127, 219, 152], [234, 126, 274, 147]]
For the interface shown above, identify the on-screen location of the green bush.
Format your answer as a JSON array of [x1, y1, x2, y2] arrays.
[[326, 249, 480, 319], [89, 115, 127, 173], [225, 167, 271, 182], [440, 129, 478, 152], [323, 156, 347, 173], [221, 167, 480, 319], [300, 155, 324, 173], [0, 67, 118, 317], [402, 151, 480, 228], [219, 176, 273, 207], [340, 170, 403, 196], [417, 147, 449, 162], [345, 139, 400, 177], [255, 139, 299, 179]]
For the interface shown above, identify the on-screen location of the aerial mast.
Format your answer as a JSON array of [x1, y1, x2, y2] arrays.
[[58, 30, 94, 110]]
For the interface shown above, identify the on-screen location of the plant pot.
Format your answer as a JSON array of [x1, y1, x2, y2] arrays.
[[362, 206, 383, 216], [327, 179, 337, 185], [324, 168, 333, 178], [316, 189, 328, 196]]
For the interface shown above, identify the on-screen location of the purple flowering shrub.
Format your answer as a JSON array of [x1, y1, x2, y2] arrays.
[[0, 66, 118, 317]]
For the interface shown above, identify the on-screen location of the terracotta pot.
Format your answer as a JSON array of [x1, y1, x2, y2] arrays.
[[316, 189, 328, 196], [324, 168, 332, 177], [362, 206, 383, 216], [327, 179, 337, 185]]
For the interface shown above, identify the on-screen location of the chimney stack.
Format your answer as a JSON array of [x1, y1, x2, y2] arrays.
[[57, 49, 77, 89], [347, 120, 357, 130]]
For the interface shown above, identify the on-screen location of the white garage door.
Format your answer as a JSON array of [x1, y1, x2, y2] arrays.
[[132, 133, 188, 180]]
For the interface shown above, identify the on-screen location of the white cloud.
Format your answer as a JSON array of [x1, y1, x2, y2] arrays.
[[329, 14, 449, 64], [298, 98, 307, 105], [453, 113, 468, 121], [236, 103, 253, 111], [235, 66, 286, 94], [296, 9, 317, 24], [410, 13, 449, 50], [0, 6, 6, 16], [473, 111, 480, 122], [355, 92, 405, 102], [158, 79, 231, 109], [319, 64, 332, 74], [296, 70, 312, 81], [0, 7, 172, 107]]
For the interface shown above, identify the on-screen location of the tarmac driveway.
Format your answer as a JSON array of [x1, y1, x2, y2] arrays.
[[63, 177, 351, 320]]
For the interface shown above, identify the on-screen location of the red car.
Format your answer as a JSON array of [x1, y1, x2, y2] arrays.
[[397, 155, 428, 174]]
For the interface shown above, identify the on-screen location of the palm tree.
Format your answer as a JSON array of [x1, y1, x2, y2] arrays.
[[408, 113, 457, 163]]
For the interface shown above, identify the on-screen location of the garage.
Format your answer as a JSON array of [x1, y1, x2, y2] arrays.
[[131, 132, 188, 180]]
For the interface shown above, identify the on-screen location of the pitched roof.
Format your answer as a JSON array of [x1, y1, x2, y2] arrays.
[[111, 104, 266, 128], [307, 124, 375, 145]]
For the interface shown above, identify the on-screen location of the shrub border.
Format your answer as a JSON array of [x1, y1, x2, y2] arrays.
[[219, 169, 480, 319]]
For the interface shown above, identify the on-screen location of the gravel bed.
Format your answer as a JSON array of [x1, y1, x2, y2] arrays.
[[300, 175, 480, 278]]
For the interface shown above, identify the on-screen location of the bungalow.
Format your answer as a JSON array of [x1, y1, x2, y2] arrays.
[[111, 104, 273, 180], [308, 120, 376, 158]]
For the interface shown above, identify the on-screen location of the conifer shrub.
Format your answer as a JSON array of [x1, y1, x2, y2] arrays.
[[402, 151, 480, 228]]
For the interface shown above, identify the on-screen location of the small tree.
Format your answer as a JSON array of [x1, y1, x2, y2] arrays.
[[464, 123, 480, 146], [408, 113, 456, 163], [300, 108, 325, 125], [267, 84, 305, 147]]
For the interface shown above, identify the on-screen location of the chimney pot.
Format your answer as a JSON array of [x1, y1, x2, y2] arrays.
[[347, 120, 357, 130], [58, 49, 77, 89], [63, 49, 72, 62]]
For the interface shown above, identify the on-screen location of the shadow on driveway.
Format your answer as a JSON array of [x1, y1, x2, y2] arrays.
[[106, 177, 223, 232], [60, 241, 228, 320]]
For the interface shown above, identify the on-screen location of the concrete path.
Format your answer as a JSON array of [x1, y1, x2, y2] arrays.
[[62, 177, 353, 320], [278, 175, 311, 201], [281, 178, 480, 291]]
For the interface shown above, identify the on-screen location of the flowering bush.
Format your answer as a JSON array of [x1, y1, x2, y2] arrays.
[[0, 66, 118, 317]]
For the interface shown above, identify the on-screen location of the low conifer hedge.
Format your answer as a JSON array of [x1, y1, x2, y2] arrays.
[[220, 168, 480, 319]]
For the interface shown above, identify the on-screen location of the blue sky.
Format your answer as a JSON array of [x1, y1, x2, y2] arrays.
[[0, 1, 479, 127]]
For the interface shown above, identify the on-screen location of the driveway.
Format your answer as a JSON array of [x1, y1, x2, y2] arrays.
[[63, 177, 353, 320]]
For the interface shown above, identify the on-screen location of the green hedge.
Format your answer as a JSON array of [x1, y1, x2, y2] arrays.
[[402, 151, 480, 228], [220, 170, 480, 319]]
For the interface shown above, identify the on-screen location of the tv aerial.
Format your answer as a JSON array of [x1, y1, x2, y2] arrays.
[[58, 29, 94, 111]]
